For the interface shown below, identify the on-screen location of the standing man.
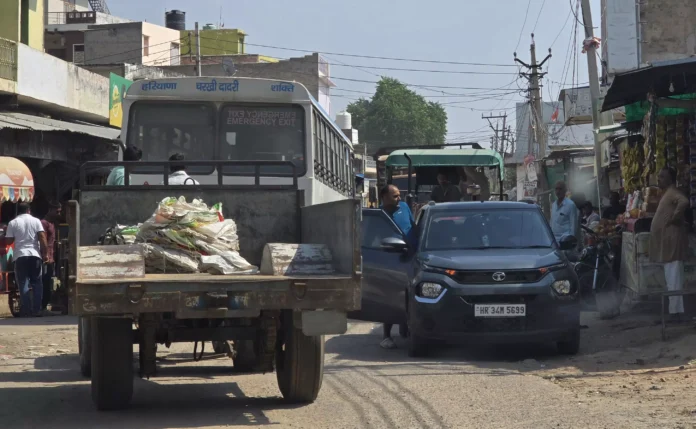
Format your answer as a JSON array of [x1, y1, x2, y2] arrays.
[[430, 172, 462, 203], [164, 153, 200, 185], [5, 203, 48, 317], [41, 202, 61, 312], [379, 184, 415, 349], [107, 145, 142, 186], [650, 167, 689, 322], [550, 181, 579, 242]]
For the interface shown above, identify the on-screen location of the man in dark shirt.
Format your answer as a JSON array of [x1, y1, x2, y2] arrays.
[[41, 202, 61, 312], [430, 173, 462, 203]]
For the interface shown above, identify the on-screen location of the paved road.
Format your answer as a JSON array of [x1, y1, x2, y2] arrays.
[[0, 316, 663, 428]]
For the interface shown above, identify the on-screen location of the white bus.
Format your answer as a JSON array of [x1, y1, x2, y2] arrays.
[[120, 76, 355, 205]]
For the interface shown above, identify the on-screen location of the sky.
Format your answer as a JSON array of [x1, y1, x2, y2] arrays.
[[109, 0, 602, 148]]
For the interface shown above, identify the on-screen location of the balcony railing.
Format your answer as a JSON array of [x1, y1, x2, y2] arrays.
[[46, 11, 96, 25], [0, 38, 17, 82]]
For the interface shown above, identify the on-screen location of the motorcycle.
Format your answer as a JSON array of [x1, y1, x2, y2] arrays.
[[572, 224, 624, 319]]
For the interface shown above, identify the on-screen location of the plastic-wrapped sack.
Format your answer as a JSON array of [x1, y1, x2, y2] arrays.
[[142, 243, 199, 273], [200, 252, 258, 275]]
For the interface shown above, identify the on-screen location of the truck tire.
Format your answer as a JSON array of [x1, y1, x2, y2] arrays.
[[79, 317, 92, 377], [276, 323, 324, 404], [91, 317, 134, 411]]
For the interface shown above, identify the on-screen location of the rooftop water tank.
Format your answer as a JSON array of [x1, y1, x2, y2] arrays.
[[335, 111, 352, 130], [165, 10, 186, 31]]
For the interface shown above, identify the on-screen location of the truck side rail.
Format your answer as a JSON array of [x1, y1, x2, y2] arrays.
[[80, 160, 298, 190]]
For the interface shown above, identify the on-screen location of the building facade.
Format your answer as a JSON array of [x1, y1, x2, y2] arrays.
[[84, 22, 181, 66], [1, 0, 45, 51], [601, 0, 696, 79]]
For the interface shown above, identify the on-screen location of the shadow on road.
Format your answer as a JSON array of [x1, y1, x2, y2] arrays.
[[0, 379, 295, 428], [0, 315, 77, 327]]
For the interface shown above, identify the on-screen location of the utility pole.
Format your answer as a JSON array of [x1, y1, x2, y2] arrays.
[[515, 34, 551, 158], [194, 22, 202, 77], [580, 0, 605, 207], [482, 113, 508, 155]]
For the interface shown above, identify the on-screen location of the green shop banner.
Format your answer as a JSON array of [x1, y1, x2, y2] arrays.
[[109, 73, 133, 128]]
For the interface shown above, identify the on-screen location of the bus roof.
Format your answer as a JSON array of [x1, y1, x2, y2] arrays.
[[125, 76, 352, 145]]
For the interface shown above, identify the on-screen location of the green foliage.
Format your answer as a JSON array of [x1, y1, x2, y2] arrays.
[[346, 77, 447, 151]]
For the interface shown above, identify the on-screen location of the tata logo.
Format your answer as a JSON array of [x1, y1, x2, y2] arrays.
[[492, 272, 506, 282]]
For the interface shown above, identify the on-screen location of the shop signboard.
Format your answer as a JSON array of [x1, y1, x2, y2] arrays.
[[109, 73, 133, 128]]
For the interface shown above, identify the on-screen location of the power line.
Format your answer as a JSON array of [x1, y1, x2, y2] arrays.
[[514, 0, 533, 53], [532, 0, 548, 33], [226, 39, 519, 68]]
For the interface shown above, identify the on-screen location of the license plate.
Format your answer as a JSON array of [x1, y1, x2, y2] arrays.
[[474, 304, 526, 317]]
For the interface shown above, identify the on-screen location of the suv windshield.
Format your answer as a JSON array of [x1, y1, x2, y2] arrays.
[[424, 209, 554, 250]]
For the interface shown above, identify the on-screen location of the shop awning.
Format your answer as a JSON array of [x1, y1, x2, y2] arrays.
[[0, 112, 120, 141], [0, 157, 34, 202], [602, 58, 696, 111], [385, 148, 505, 180]]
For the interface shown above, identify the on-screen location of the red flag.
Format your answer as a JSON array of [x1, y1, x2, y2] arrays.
[[551, 107, 559, 123]]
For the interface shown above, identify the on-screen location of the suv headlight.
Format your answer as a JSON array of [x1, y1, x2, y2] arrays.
[[418, 282, 443, 299], [551, 280, 572, 295]]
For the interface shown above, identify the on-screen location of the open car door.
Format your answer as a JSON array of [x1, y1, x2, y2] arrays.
[[349, 208, 410, 325]]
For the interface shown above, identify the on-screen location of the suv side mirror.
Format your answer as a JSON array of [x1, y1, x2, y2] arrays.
[[559, 235, 578, 251], [380, 237, 408, 252]]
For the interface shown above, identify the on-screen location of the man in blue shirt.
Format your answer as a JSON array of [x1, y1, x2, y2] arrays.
[[106, 145, 142, 186], [550, 181, 579, 242], [379, 184, 415, 349]]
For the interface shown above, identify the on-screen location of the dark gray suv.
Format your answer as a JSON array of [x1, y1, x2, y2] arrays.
[[351, 201, 581, 357]]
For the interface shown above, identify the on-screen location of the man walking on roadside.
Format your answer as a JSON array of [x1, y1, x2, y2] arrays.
[[41, 202, 61, 312], [5, 203, 48, 317], [650, 167, 689, 322], [379, 184, 415, 349]]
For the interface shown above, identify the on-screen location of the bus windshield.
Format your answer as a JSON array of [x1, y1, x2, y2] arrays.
[[219, 104, 305, 176], [126, 102, 305, 177], [127, 102, 216, 175]]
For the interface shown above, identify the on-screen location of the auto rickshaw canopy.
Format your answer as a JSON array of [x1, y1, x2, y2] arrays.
[[384, 148, 505, 180], [0, 156, 34, 202]]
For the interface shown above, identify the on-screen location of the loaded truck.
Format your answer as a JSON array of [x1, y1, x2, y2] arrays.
[[71, 160, 361, 410]]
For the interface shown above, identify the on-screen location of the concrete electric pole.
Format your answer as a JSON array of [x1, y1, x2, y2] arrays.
[[580, 0, 606, 207], [482, 113, 508, 155], [515, 34, 551, 158]]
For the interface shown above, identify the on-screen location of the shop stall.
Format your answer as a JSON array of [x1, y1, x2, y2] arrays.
[[603, 63, 696, 297], [0, 157, 35, 317]]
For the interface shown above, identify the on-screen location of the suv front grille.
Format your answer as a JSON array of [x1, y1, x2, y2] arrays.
[[451, 269, 543, 284]]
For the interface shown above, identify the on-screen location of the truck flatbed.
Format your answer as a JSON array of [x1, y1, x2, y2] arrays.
[[78, 273, 351, 285]]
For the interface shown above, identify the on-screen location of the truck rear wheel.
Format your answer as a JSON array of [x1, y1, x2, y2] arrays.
[[91, 317, 134, 411], [276, 323, 324, 404], [79, 316, 92, 377]]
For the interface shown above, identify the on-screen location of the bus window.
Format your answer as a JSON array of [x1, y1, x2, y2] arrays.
[[127, 102, 215, 175], [220, 104, 305, 176]]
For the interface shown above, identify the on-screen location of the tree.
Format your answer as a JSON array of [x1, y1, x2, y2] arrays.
[[346, 77, 447, 151]]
